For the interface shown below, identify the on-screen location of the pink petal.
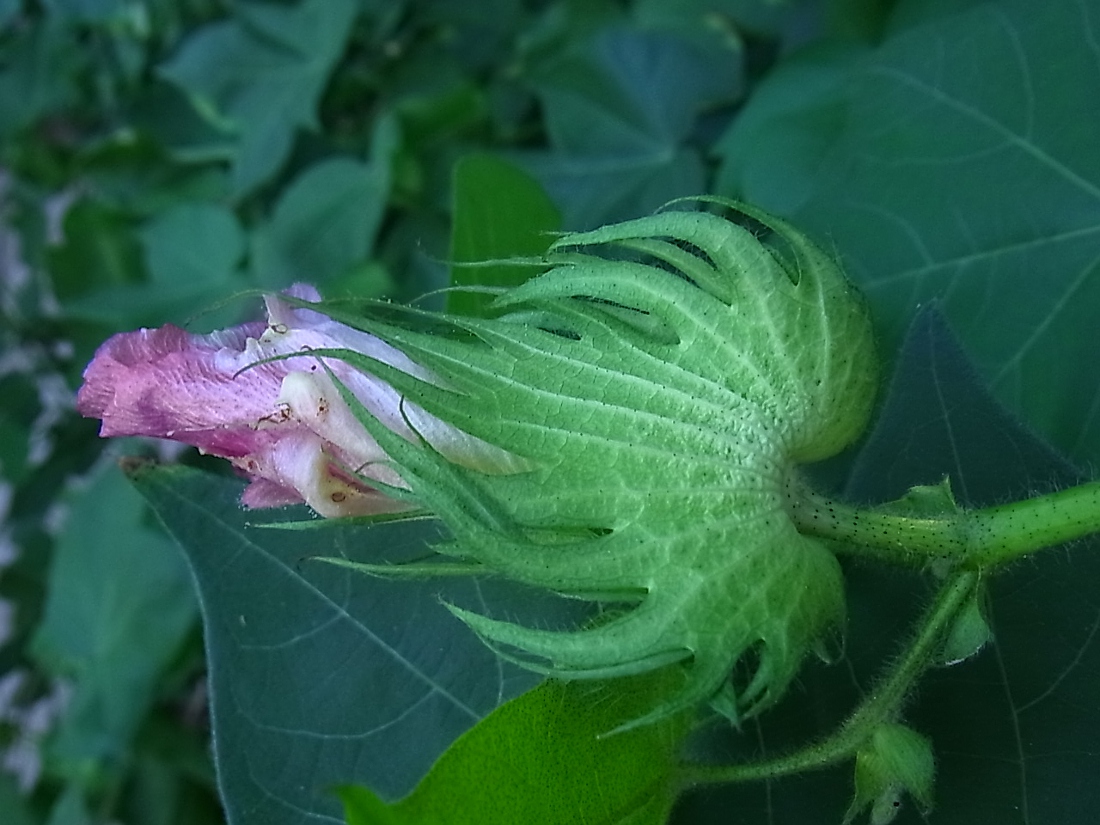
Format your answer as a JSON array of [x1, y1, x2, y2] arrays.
[[77, 284, 527, 517]]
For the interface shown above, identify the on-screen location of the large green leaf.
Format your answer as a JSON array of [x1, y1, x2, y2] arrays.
[[47, 199, 145, 306], [31, 462, 198, 767], [672, 308, 1099, 824], [341, 670, 691, 825], [158, 0, 359, 194], [130, 463, 582, 825], [715, 0, 1100, 466], [50, 196, 249, 330]]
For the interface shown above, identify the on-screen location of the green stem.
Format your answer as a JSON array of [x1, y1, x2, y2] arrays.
[[678, 570, 978, 787], [785, 476, 1100, 569], [967, 482, 1100, 565]]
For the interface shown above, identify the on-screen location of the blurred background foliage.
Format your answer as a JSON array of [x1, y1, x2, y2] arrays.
[[2, 0, 1098, 823]]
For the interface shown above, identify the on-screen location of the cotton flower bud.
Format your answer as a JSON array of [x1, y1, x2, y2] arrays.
[[77, 284, 522, 517], [79, 200, 880, 729], [302, 200, 880, 729]]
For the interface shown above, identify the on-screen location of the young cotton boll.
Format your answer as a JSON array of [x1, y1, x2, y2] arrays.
[[292, 201, 880, 729], [77, 284, 522, 517]]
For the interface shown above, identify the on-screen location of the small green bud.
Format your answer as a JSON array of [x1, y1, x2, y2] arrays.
[[937, 587, 992, 666], [845, 723, 935, 825]]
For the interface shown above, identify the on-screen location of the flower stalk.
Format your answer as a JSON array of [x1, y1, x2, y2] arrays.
[[785, 474, 1100, 570]]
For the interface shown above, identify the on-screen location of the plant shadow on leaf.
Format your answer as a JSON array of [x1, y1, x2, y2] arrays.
[[129, 462, 588, 825], [673, 306, 1100, 824]]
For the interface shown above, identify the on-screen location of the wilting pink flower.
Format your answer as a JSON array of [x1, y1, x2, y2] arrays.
[[77, 285, 524, 517]]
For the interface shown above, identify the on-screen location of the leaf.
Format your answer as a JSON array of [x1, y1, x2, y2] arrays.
[[672, 307, 1100, 824], [129, 462, 580, 825], [48, 199, 145, 304], [0, 373, 38, 484], [42, 0, 126, 24], [158, 0, 359, 194], [141, 201, 245, 291], [0, 774, 37, 825], [30, 462, 198, 766], [715, 0, 1100, 466], [50, 197, 249, 329], [518, 25, 740, 229], [124, 709, 226, 825], [340, 670, 691, 825], [447, 152, 560, 316], [712, 42, 862, 216], [0, 15, 84, 140], [250, 138, 394, 290], [45, 784, 91, 825]]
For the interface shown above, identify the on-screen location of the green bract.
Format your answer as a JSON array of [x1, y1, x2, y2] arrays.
[[315, 200, 878, 728]]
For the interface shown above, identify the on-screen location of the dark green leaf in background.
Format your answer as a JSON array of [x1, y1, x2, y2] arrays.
[[520, 23, 741, 229], [712, 41, 861, 216], [45, 784, 92, 825], [49, 196, 247, 330], [0, 15, 84, 141], [447, 152, 560, 316], [250, 119, 396, 291], [141, 202, 244, 289], [131, 463, 582, 825], [130, 81, 240, 168], [0, 373, 39, 485], [47, 199, 145, 307], [31, 461, 198, 768], [716, 0, 1100, 467], [0, 775, 37, 825], [42, 0, 126, 24], [158, 0, 359, 195]]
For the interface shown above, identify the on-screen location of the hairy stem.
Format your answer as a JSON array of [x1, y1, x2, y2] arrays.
[[678, 570, 979, 787], [785, 475, 1100, 569], [967, 482, 1100, 565]]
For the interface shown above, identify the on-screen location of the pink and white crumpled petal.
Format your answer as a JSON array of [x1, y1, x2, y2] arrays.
[[77, 284, 525, 517]]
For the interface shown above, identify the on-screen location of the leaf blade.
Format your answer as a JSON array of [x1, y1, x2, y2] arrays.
[[129, 463, 554, 825]]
